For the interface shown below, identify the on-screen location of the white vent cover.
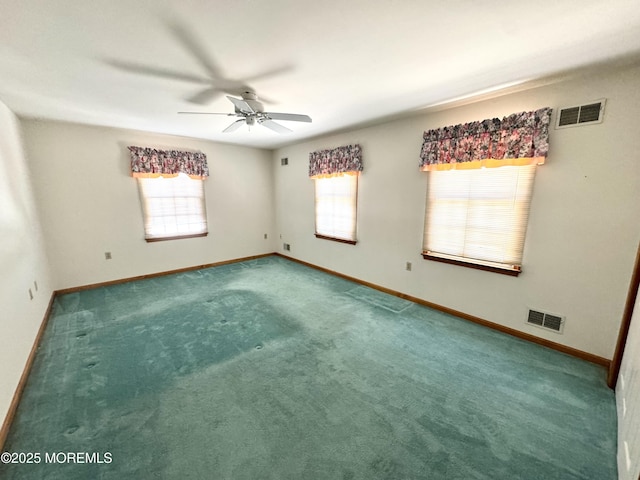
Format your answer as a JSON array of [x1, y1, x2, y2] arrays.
[[527, 309, 565, 333], [555, 99, 606, 129]]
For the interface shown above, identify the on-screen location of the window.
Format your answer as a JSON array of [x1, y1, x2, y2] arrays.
[[308, 144, 363, 244], [418, 107, 551, 275], [314, 173, 358, 244], [137, 173, 208, 242], [423, 164, 536, 275]]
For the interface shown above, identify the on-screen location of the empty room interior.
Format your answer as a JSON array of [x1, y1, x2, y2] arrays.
[[1, 1, 640, 479]]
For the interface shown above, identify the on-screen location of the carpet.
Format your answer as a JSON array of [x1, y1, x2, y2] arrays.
[[345, 285, 413, 313], [0, 256, 617, 479]]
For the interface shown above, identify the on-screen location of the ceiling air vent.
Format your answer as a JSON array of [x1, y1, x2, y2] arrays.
[[527, 309, 565, 334], [556, 99, 606, 129]]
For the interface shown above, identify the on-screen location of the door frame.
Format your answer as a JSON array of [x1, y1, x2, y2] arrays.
[[608, 241, 640, 388]]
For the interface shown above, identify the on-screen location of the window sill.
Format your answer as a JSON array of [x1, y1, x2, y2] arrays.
[[422, 252, 521, 277], [145, 232, 208, 243], [314, 234, 357, 245]]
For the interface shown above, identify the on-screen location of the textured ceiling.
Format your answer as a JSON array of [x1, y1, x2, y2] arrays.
[[2, 0, 640, 149]]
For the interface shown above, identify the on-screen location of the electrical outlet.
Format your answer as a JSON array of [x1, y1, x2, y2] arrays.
[[264, 233, 268, 239], [29, 288, 33, 300], [283, 243, 291, 251], [105, 252, 112, 260], [406, 261, 412, 271]]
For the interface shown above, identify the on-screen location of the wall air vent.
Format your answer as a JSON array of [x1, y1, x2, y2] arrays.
[[556, 99, 606, 129], [527, 309, 565, 333]]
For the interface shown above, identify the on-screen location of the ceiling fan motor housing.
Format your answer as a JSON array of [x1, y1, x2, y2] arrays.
[[237, 91, 264, 113], [240, 91, 257, 100]]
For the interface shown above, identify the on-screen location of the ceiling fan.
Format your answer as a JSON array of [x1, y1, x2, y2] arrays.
[[179, 91, 312, 133]]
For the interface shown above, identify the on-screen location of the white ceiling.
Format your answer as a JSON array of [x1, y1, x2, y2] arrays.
[[2, 0, 640, 149]]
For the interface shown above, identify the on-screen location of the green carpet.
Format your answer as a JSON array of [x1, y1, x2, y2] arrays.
[[1, 256, 617, 479]]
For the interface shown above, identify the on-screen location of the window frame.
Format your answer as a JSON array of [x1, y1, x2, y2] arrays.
[[313, 173, 359, 245], [136, 173, 209, 243], [422, 164, 537, 276]]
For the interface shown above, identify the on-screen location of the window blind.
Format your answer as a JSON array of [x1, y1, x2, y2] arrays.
[[423, 165, 536, 271], [315, 174, 358, 242], [137, 173, 208, 240]]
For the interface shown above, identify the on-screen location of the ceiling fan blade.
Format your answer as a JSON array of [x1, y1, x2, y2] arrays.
[[255, 94, 278, 105], [227, 96, 255, 114], [177, 111, 233, 115], [106, 59, 208, 84], [168, 21, 224, 80], [264, 112, 312, 123], [260, 119, 292, 134], [186, 87, 224, 104], [223, 119, 246, 133], [242, 65, 294, 84]]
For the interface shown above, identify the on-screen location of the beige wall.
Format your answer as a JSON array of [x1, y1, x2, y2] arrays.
[[273, 63, 640, 360], [21, 121, 276, 289], [0, 101, 53, 429]]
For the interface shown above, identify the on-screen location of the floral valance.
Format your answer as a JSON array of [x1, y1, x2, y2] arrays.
[[128, 146, 209, 179], [309, 144, 363, 179], [419, 107, 552, 171]]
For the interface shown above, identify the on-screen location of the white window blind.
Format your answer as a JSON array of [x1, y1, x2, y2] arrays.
[[423, 165, 536, 272], [137, 173, 208, 241], [314, 173, 358, 243]]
